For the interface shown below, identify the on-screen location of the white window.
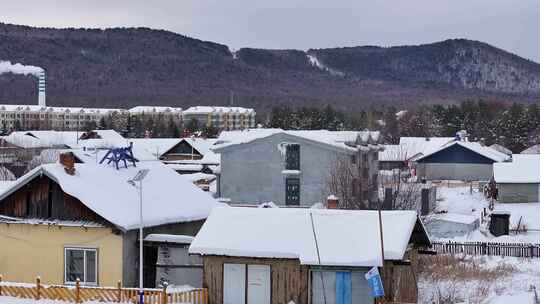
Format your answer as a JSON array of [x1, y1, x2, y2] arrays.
[[64, 247, 98, 285]]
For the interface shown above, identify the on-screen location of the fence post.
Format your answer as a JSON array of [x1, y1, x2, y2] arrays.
[[76, 278, 81, 304], [36, 276, 41, 300], [117, 280, 122, 303], [162, 282, 168, 304]]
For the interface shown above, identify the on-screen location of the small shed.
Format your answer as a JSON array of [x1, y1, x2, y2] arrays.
[[189, 206, 430, 304], [424, 213, 480, 238], [415, 141, 509, 181]]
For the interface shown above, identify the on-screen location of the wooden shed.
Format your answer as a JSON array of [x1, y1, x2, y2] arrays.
[[189, 206, 431, 304]]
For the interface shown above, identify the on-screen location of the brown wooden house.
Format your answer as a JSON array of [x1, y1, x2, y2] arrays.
[[189, 206, 430, 304]]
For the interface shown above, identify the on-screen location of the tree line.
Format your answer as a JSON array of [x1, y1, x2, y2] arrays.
[[268, 101, 540, 152]]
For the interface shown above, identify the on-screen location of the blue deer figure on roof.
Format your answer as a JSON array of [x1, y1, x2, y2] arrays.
[[99, 142, 139, 169]]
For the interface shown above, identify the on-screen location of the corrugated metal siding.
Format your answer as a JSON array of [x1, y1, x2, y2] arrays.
[[498, 183, 539, 203]]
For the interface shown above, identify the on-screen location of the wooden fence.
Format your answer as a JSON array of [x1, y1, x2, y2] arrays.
[[0, 275, 207, 304], [431, 241, 540, 258]]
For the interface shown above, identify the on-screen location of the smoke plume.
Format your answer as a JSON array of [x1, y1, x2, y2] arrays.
[[0, 60, 44, 77]]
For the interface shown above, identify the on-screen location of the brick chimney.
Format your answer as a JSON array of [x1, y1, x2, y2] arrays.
[[326, 195, 339, 209], [59, 152, 76, 175]]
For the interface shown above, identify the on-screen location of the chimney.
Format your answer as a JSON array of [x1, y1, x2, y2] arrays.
[[326, 195, 339, 209], [59, 152, 75, 175], [38, 70, 46, 107]]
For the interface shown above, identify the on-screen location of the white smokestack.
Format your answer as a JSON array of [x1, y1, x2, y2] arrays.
[[0, 61, 45, 107], [38, 71, 46, 107]]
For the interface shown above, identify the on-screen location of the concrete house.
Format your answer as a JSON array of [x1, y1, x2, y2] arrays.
[[189, 205, 431, 304], [0, 155, 216, 288], [213, 129, 382, 206], [494, 154, 540, 203], [415, 140, 509, 181]]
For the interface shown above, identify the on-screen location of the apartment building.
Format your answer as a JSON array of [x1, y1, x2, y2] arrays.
[[182, 106, 256, 131], [0, 105, 184, 132]]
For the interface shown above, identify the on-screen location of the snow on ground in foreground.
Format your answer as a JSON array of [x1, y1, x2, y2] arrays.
[[419, 255, 540, 304]]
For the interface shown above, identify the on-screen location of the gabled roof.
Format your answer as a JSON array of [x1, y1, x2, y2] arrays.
[[189, 206, 429, 267], [212, 129, 380, 153], [0, 161, 217, 231], [398, 137, 455, 161], [415, 141, 509, 163], [128, 138, 183, 158], [183, 106, 255, 115], [489, 144, 512, 156], [521, 144, 540, 154], [4, 130, 127, 149], [494, 154, 540, 183]]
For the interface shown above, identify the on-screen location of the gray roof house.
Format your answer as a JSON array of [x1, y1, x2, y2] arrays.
[[415, 140, 509, 181], [212, 129, 382, 207]]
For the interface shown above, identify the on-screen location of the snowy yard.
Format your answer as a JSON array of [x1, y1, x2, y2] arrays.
[[418, 254, 540, 303], [426, 186, 540, 243]]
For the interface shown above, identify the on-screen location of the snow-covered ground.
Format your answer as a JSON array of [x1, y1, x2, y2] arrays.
[[419, 254, 540, 303], [426, 186, 540, 243]]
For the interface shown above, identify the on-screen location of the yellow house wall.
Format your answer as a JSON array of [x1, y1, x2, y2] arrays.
[[0, 222, 123, 287]]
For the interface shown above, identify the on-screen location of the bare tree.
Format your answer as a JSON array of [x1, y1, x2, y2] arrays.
[[327, 156, 361, 209], [379, 144, 424, 211], [0, 166, 16, 181], [26, 149, 61, 172]]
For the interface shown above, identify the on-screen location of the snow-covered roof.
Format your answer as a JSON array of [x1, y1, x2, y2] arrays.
[[494, 161, 540, 183], [128, 138, 183, 158], [398, 137, 455, 161], [183, 106, 255, 115], [489, 144, 513, 156], [521, 144, 540, 154], [213, 129, 380, 153], [182, 138, 219, 163], [144, 234, 194, 244], [0, 161, 217, 231], [428, 213, 479, 225], [189, 206, 426, 267], [4, 130, 127, 149], [0, 104, 124, 114], [128, 106, 182, 114], [416, 141, 510, 163]]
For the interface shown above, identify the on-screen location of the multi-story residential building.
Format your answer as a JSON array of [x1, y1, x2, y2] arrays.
[[128, 106, 183, 124], [0, 105, 126, 132], [182, 106, 256, 130], [0, 105, 184, 132], [212, 129, 382, 207]]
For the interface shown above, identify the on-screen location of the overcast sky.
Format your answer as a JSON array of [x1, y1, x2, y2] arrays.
[[2, 0, 539, 62]]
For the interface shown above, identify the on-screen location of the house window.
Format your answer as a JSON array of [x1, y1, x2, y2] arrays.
[[64, 248, 98, 285], [285, 144, 300, 170], [286, 178, 300, 206]]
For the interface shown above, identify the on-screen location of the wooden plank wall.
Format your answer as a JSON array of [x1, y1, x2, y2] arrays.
[[202, 256, 310, 304], [0, 175, 106, 224]]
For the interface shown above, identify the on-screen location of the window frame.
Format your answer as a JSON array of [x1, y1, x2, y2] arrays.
[[64, 247, 99, 286], [285, 177, 301, 206], [285, 144, 301, 171]]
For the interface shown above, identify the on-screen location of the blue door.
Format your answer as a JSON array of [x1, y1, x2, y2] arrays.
[[336, 272, 352, 304]]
